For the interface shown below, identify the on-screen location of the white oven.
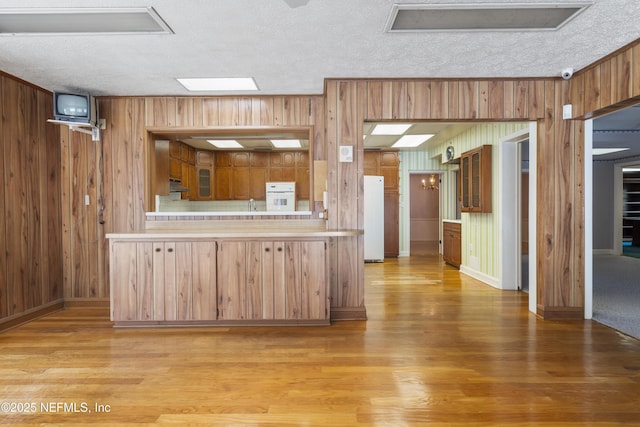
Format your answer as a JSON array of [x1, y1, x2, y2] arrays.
[[266, 182, 296, 211]]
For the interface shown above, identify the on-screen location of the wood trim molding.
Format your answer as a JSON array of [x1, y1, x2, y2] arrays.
[[64, 298, 111, 309], [0, 300, 65, 333], [330, 307, 367, 321], [536, 306, 584, 320]]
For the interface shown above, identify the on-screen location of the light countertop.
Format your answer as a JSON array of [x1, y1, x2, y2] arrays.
[[107, 219, 361, 239], [146, 210, 313, 217], [442, 219, 462, 224]]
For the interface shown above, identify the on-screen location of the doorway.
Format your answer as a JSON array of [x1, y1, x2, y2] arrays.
[[499, 124, 537, 312], [409, 172, 441, 255], [519, 140, 530, 293]]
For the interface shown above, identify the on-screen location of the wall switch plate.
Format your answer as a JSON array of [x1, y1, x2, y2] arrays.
[[84, 194, 90, 206], [562, 104, 572, 119]]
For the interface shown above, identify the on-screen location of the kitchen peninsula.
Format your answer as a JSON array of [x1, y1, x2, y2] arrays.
[[107, 219, 361, 327]]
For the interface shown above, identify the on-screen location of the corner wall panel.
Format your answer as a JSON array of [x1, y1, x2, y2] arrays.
[[0, 74, 62, 324]]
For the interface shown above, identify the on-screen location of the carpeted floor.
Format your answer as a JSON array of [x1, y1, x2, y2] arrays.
[[593, 255, 640, 340]]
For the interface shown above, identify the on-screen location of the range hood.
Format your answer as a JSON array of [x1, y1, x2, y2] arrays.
[[169, 178, 189, 192]]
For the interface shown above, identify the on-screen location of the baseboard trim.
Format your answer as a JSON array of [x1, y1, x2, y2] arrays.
[[536, 305, 584, 320], [330, 307, 367, 321], [64, 298, 110, 309], [114, 318, 330, 328], [459, 265, 500, 289], [0, 299, 65, 333], [593, 248, 615, 255]]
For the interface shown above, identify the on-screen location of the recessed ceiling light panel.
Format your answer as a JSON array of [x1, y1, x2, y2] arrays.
[[386, 2, 593, 32], [371, 124, 412, 135], [177, 77, 258, 92], [392, 134, 434, 148], [207, 140, 243, 149], [0, 7, 173, 35], [271, 139, 301, 148]]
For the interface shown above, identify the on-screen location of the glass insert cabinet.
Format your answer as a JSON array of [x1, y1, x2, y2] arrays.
[[460, 145, 492, 213]]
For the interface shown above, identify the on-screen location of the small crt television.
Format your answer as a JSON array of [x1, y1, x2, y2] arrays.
[[54, 92, 97, 126]]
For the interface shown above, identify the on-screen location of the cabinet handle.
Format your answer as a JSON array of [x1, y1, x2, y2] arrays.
[[167, 248, 174, 253], [155, 248, 161, 252], [277, 247, 283, 252], [265, 247, 270, 252]]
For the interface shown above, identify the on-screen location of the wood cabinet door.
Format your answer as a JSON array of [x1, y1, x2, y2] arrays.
[[191, 242, 217, 320], [380, 151, 399, 166], [110, 241, 139, 321], [195, 167, 212, 200], [384, 192, 399, 257], [295, 166, 310, 200], [460, 145, 491, 213], [281, 152, 296, 166], [451, 230, 461, 267], [174, 242, 194, 321], [363, 151, 379, 176], [269, 167, 296, 183], [169, 158, 182, 180], [301, 241, 328, 320], [284, 241, 302, 319], [140, 242, 161, 321], [249, 167, 268, 200], [169, 140, 181, 158], [196, 150, 214, 166], [245, 241, 264, 319], [216, 152, 232, 167], [442, 223, 461, 268], [215, 167, 232, 200], [251, 151, 269, 167], [233, 167, 251, 199], [110, 241, 162, 322], [245, 240, 290, 320], [216, 241, 247, 320], [233, 152, 251, 167], [180, 161, 191, 199]]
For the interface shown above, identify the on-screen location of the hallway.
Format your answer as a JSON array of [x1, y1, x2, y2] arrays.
[[0, 254, 639, 425]]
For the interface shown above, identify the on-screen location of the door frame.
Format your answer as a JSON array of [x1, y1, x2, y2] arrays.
[[406, 170, 443, 256], [499, 123, 537, 313]]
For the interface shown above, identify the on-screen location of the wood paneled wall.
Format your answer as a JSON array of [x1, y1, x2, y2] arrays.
[[569, 41, 640, 118], [57, 36, 640, 319], [62, 95, 326, 301], [0, 74, 63, 326], [60, 81, 584, 319], [324, 78, 582, 319]]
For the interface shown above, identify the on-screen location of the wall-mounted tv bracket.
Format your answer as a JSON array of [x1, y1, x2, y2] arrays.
[[47, 118, 106, 142]]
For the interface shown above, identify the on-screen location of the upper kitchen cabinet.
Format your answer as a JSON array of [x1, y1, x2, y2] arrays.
[[460, 145, 492, 213], [148, 127, 314, 211]]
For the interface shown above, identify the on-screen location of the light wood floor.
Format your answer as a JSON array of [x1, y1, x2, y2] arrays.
[[2, 254, 640, 425]]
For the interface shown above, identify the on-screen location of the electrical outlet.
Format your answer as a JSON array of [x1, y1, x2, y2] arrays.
[[85, 195, 90, 206]]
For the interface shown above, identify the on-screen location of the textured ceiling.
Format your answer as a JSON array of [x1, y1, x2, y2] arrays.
[[1, 0, 639, 158], [1, 0, 639, 97]]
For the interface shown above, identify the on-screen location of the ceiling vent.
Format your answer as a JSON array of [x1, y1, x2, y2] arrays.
[[386, 2, 593, 32], [0, 7, 172, 35]]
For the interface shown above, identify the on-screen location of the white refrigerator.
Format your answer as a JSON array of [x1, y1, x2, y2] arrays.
[[364, 175, 385, 262]]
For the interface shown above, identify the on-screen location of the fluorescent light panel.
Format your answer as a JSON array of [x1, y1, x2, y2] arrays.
[[372, 124, 412, 135], [177, 78, 258, 92], [271, 139, 301, 148], [0, 7, 172, 35], [592, 148, 629, 156], [392, 134, 434, 148], [387, 2, 592, 32], [207, 140, 243, 149]]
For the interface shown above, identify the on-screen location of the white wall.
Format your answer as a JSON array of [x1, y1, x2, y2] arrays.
[[592, 162, 616, 251]]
